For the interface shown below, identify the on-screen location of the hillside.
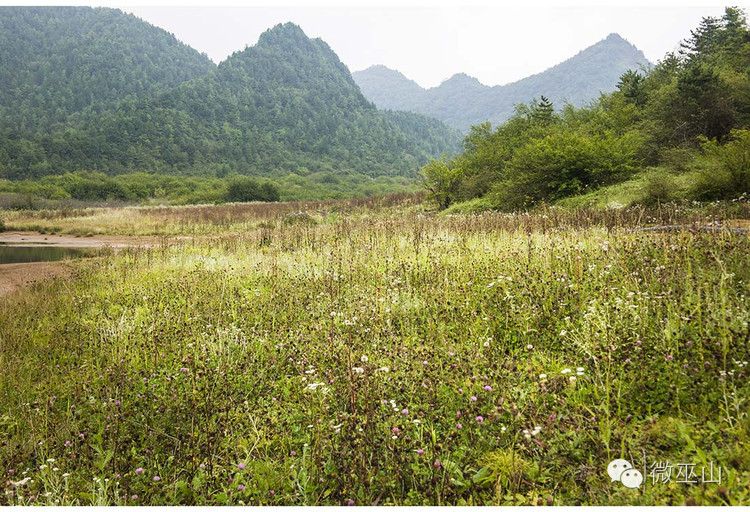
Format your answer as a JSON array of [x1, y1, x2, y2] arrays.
[[0, 6, 216, 132], [0, 12, 461, 182], [353, 33, 650, 131]]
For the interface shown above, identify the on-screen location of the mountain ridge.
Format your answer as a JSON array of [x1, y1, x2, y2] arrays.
[[0, 14, 461, 180], [353, 33, 650, 131]]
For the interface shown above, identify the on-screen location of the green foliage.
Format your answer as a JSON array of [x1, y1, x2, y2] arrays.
[[226, 176, 280, 203], [692, 129, 750, 199], [0, 15, 459, 183], [418, 156, 463, 209], [1, 203, 749, 504], [423, 7, 750, 211]]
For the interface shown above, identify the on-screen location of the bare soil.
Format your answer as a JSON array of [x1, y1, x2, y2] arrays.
[[0, 231, 159, 298]]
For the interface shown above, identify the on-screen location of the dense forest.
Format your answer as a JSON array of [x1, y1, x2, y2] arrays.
[[420, 7, 750, 211], [0, 10, 460, 203], [353, 34, 649, 131]]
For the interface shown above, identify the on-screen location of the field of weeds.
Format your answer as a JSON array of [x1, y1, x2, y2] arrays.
[[1, 197, 749, 505]]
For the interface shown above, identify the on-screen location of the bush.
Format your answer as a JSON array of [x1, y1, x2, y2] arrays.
[[0, 218, 5, 232], [640, 168, 679, 205], [691, 129, 750, 200], [226, 176, 280, 203]]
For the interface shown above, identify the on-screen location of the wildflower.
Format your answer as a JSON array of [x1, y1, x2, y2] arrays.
[[46, 459, 55, 463], [153, 476, 160, 482], [135, 468, 144, 475], [391, 427, 400, 435], [501, 426, 507, 432], [476, 416, 484, 423], [352, 367, 364, 374], [560, 330, 567, 337], [434, 460, 442, 469], [458, 388, 463, 394], [666, 355, 673, 360], [238, 463, 246, 470], [377, 367, 390, 373], [131, 495, 138, 501], [625, 359, 631, 365], [569, 376, 576, 382], [483, 385, 492, 391], [360, 355, 369, 363], [64, 441, 71, 447], [526, 344, 534, 350], [348, 499, 355, 506], [62, 473, 70, 478], [576, 367, 584, 372], [199, 463, 205, 469], [401, 409, 408, 415], [456, 423, 463, 429], [290, 450, 296, 456], [539, 374, 547, 379], [470, 396, 477, 402], [423, 361, 429, 366], [238, 484, 245, 491], [417, 449, 424, 455], [561, 368, 572, 374]]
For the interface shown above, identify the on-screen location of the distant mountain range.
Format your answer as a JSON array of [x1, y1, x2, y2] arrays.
[[353, 33, 651, 131], [0, 8, 461, 180]]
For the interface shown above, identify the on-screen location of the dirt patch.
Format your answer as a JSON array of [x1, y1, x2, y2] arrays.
[[0, 231, 163, 298], [0, 231, 160, 248], [0, 261, 73, 298]]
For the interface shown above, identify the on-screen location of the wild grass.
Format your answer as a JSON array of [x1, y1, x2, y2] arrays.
[[0, 200, 749, 505]]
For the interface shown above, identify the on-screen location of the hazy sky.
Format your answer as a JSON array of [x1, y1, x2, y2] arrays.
[[12, 0, 746, 88]]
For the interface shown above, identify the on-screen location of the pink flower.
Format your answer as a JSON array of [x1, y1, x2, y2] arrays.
[[348, 499, 355, 506], [391, 427, 400, 435], [456, 423, 463, 429], [238, 463, 246, 470], [238, 484, 245, 491], [470, 396, 477, 401], [131, 495, 138, 501], [434, 460, 442, 469], [476, 416, 484, 423], [135, 467, 144, 475], [153, 476, 160, 482], [417, 449, 424, 455], [401, 409, 408, 415], [483, 385, 492, 391], [290, 450, 296, 456]]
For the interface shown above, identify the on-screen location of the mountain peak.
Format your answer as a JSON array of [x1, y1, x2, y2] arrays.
[[441, 73, 484, 88], [257, 22, 309, 47]]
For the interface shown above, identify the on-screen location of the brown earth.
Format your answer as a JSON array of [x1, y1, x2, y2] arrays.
[[0, 231, 160, 298], [0, 261, 73, 297], [0, 231, 160, 248]]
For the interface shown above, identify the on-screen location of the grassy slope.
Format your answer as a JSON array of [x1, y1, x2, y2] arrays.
[[0, 200, 749, 505]]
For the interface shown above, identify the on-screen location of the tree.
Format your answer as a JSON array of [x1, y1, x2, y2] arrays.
[[418, 156, 463, 210], [617, 70, 647, 107]]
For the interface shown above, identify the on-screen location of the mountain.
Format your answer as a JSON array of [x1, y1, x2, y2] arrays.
[[0, 6, 216, 132], [353, 33, 650, 131], [0, 13, 460, 180]]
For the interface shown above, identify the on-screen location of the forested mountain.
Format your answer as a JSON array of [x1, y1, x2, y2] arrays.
[[0, 11, 461, 184], [0, 7, 216, 132], [353, 33, 650, 131]]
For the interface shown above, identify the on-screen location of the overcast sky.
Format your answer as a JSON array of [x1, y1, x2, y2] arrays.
[[10, 0, 745, 88]]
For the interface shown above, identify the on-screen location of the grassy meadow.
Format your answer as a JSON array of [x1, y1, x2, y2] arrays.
[[1, 196, 749, 505]]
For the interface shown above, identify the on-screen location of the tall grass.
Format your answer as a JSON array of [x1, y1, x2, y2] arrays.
[[0, 201, 748, 505]]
